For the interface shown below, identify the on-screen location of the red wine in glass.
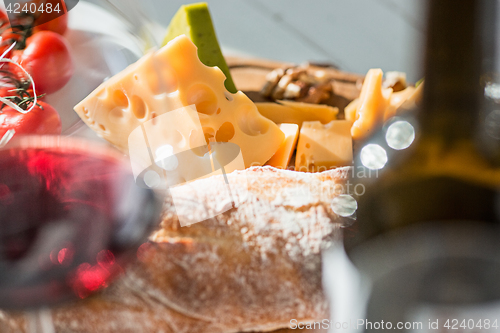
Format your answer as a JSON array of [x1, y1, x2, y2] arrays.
[[0, 136, 163, 310]]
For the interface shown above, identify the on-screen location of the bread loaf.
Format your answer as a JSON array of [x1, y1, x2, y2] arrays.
[[1, 166, 348, 333]]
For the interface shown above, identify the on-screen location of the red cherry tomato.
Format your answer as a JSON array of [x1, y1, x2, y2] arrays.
[[13, 31, 73, 94], [0, 85, 19, 98], [0, 86, 40, 105], [33, 13, 68, 35], [0, 101, 61, 137], [1, 28, 20, 43], [33, 0, 69, 35], [0, 9, 28, 57], [0, 28, 23, 57]]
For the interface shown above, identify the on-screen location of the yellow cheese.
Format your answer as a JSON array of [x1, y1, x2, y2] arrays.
[[401, 80, 424, 109], [344, 98, 359, 123], [277, 100, 339, 118], [74, 35, 284, 169], [345, 69, 420, 140], [256, 102, 338, 127], [384, 86, 416, 120], [349, 68, 391, 141], [266, 123, 299, 169], [295, 120, 353, 173]]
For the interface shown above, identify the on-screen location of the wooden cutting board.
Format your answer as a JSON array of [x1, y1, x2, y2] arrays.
[[226, 55, 364, 113]]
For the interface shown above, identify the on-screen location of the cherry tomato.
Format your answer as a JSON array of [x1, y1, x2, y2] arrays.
[[33, 13, 68, 35], [0, 28, 23, 57], [0, 10, 28, 57], [1, 28, 21, 43], [0, 85, 19, 98], [0, 101, 61, 137], [13, 31, 73, 94], [0, 87, 41, 106], [33, 0, 68, 35]]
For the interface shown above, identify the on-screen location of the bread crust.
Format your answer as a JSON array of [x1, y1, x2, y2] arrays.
[[1, 166, 348, 333]]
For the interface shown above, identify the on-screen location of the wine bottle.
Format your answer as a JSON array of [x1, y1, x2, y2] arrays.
[[343, 0, 500, 331]]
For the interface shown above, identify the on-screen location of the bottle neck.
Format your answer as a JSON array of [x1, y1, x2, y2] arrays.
[[420, 0, 483, 140]]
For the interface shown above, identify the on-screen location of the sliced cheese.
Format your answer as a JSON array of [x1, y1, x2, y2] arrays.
[[277, 100, 340, 117], [266, 123, 299, 169], [74, 35, 284, 169], [344, 98, 359, 123], [345, 69, 420, 140], [162, 2, 237, 93], [401, 80, 424, 109], [348, 83, 423, 123], [348, 68, 391, 141], [295, 120, 353, 173], [256, 102, 338, 127], [384, 86, 416, 120]]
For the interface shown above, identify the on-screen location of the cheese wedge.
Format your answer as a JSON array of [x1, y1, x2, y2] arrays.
[[346, 69, 392, 141], [266, 123, 299, 169], [384, 86, 416, 120], [295, 120, 353, 173], [400, 80, 424, 109], [345, 69, 423, 140], [256, 102, 338, 127], [347, 81, 422, 126], [74, 35, 284, 168], [277, 100, 340, 116], [162, 2, 237, 93]]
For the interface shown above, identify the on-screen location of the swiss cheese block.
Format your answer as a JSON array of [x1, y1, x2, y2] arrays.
[[295, 120, 353, 173], [266, 123, 299, 169], [345, 69, 391, 140], [256, 102, 338, 127], [163, 2, 237, 93], [74, 35, 284, 169]]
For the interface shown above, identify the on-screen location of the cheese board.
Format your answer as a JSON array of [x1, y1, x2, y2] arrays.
[[227, 55, 364, 110]]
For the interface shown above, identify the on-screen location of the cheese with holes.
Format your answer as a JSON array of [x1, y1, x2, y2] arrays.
[[256, 102, 338, 127], [74, 35, 284, 168], [266, 123, 299, 169], [295, 120, 353, 173], [162, 2, 237, 93], [345, 68, 391, 140]]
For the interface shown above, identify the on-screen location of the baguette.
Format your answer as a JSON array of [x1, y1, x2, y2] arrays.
[[1, 166, 348, 333]]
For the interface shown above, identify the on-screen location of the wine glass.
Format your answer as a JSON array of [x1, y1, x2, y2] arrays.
[[49, 0, 161, 136], [0, 0, 165, 331], [0, 135, 164, 332]]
